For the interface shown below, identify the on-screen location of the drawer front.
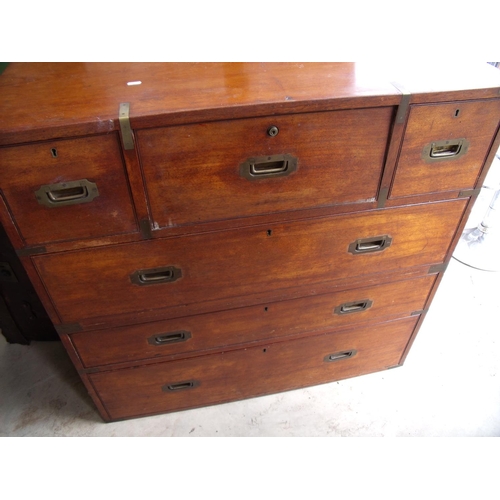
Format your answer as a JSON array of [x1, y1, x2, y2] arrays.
[[72, 275, 435, 368], [34, 199, 466, 325], [137, 107, 394, 226], [89, 316, 418, 420], [0, 134, 138, 245], [390, 99, 500, 198]]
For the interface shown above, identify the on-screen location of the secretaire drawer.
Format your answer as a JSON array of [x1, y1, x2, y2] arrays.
[[71, 275, 435, 368], [137, 107, 394, 226], [89, 316, 418, 420], [33, 200, 466, 326], [0, 134, 138, 246], [390, 99, 500, 198]]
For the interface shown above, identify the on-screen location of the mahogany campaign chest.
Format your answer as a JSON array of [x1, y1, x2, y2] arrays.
[[1, 63, 499, 421]]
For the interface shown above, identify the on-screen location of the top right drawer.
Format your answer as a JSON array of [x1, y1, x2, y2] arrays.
[[390, 99, 500, 199]]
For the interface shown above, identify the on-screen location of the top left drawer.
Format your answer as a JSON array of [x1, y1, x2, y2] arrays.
[[0, 134, 138, 247]]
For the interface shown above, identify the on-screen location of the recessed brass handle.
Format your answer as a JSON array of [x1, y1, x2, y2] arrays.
[[240, 154, 297, 180], [251, 160, 288, 175], [147, 330, 191, 346], [130, 266, 182, 286], [348, 235, 392, 254], [422, 138, 469, 162], [334, 299, 373, 315], [35, 179, 99, 207], [324, 350, 357, 362], [48, 185, 87, 202], [162, 380, 200, 392], [431, 144, 461, 157]]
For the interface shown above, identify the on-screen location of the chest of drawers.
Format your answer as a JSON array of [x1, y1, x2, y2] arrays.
[[1, 63, 499, 422]]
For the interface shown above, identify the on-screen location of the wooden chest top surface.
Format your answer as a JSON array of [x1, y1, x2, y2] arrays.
[[1, 62, 499, 145]]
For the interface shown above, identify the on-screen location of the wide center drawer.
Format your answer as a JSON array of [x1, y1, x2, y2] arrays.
[[89, 315, 418, 420], [137, 107, 394, 226], [34, 200, 466, 326]]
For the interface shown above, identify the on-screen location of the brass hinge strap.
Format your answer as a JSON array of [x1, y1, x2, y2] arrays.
[[391, 82, 412, 124], [140, 218, 153, 239], [55, 323, 83, 335], [411, 309, 428, 316], [377, 186, 389, 209], [16, 246, 47, 257], [119, 102, 134, 150], [458, 188, 481, 198], [377, 83, 412, 209], [428, 263, 448, 274]]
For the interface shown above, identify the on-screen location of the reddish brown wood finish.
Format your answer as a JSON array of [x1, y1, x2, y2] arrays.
[[0, 193, 23, 248], [138, 107, 394, 226], [59, 334, 112, 421], [71, 274, 436, 369], [0, 134, 138, 246], [2, 63, 500, 422], [0, 63, 402, 146], [398, 192, 486, 365], [32, 199, 466, 326], [390, 99, 500, 199], [89, 316, 418, 420], [3, 63, 499, 147], [17, 254, 62, 324]]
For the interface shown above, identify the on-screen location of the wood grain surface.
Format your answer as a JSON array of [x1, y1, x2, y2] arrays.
[[89, 316, 418, 420], [139, 107, 394, 226], [0, 134, 138, 246], [2, 63, 499, 421], [391, 99, 500, 198], [33, 199, 466, 325], [71, 274, 436, 369], [0, 63, 401, 145]]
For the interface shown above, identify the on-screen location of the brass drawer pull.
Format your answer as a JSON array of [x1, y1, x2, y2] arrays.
[[240, 154, 298, 180], [422, 138, 469, 162], [147, 330, 191, 346], [334, 299, 373, 315], [48, 186, 87, 202], [324, 350, 357, 362], [162, 380, 200, 392], [348, 235, 392, 254], [130, 266, 182, 285], [35, 179, 99, 207]]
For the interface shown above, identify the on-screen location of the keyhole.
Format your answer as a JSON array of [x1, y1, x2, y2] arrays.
[[267, 229, 272, 236], [51, 148, 58, 158], [454, 109, 460, 117], [267, 126, 279, 137], [264, 306, 268, 312]]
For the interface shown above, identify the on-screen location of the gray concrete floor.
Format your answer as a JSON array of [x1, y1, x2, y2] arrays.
[[1, 159, 499, 437]]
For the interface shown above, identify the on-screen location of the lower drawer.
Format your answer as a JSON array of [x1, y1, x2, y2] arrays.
[[72, 274, 435, 368], [34, 199, 466, 326], [89, 315, 418, 421]]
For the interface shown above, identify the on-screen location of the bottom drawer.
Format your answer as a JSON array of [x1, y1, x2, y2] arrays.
[[89, 316, 418, 421]]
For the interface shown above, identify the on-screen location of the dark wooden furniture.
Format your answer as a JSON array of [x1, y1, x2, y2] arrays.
[[0, 220, 58, 344], [1, 63, 499, 421]]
